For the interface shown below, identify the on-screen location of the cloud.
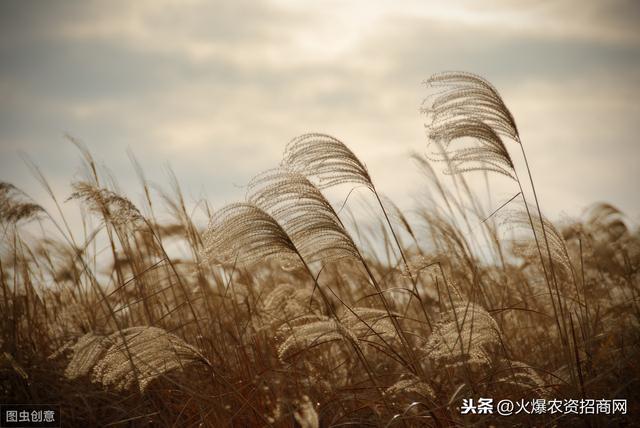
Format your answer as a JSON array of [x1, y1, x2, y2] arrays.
[[0, 0, 638, 227]]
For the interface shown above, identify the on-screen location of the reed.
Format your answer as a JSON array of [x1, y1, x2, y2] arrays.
[[0, 72, 637, 427]]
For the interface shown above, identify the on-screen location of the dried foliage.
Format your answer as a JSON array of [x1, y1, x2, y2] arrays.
[[277, 318, 349, 360]]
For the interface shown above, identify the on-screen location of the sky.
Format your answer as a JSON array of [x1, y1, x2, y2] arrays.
[[1, 0, 639, 230]]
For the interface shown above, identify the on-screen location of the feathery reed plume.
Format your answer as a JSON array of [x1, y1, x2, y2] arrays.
[[57, 333, 110, 379], [424, 298, 500, 367], [247, 168, 360, 263], [506, 208, 574, 281], [261, 283, 324, 326], [423, 71, 518, 142], [421, 73, 521, 270], [584, 202, 628, 240], [427, 119, 515, 179], [280, 134, 414, 266], [0, 182, 44, 224], [585, 202, 625, 227], [200, 202, 298, 267], [340, 307, 397, 342], [423, 72, 572, 353], [209, 174, 391, 395], [282, 133, 373, 190], [385, 375, 435, 401], [280, 134, 429, 339], [60, 327, 209, 392], [277, 317, 348, 360], [586, 202, 623, 224], [68, 181, 142, 226], [495, 359, 549, 398], [277, 307, 399, 360]]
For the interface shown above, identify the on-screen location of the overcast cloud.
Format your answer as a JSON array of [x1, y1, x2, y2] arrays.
[[1, 0, 639, 227]]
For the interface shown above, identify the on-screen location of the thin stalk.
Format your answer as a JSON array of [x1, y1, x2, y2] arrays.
[[512, 167, 564, 343], [517, 141, 575, 383], [372, 191, 433, 331], [295, 253, 391, 411]]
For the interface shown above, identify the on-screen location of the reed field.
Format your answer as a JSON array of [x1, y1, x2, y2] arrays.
[[1, 72, 638, 426]]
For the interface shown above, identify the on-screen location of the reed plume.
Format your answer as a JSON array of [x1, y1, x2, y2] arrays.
[[280, 133, 428, 336], [282, 133, 373, 190], [277, 307, 398, 361], [68, 181, 143, 226], [277, 317, 350, 360], [385, 376, 435, 401], [506, 207, 574, 281], [201, 202, 298, 267], [585, 202, 625, 227], [247, 168, 360, 264], [585, 202, 628, 240], [59, 327, 209, 392], [262, 283, 323, 316], [427, 118, 515, 179], [260, 283, 325, 328], [495, 359, 549, 398], [280, 134, 410, 263], [0, 182, 43, 224], [424, 298, 500, 367], [423, 71, 569, 358], [423, 71, 519, 142]]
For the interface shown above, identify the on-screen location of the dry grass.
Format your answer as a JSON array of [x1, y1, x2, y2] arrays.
[[1, 72, 638, 426]]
